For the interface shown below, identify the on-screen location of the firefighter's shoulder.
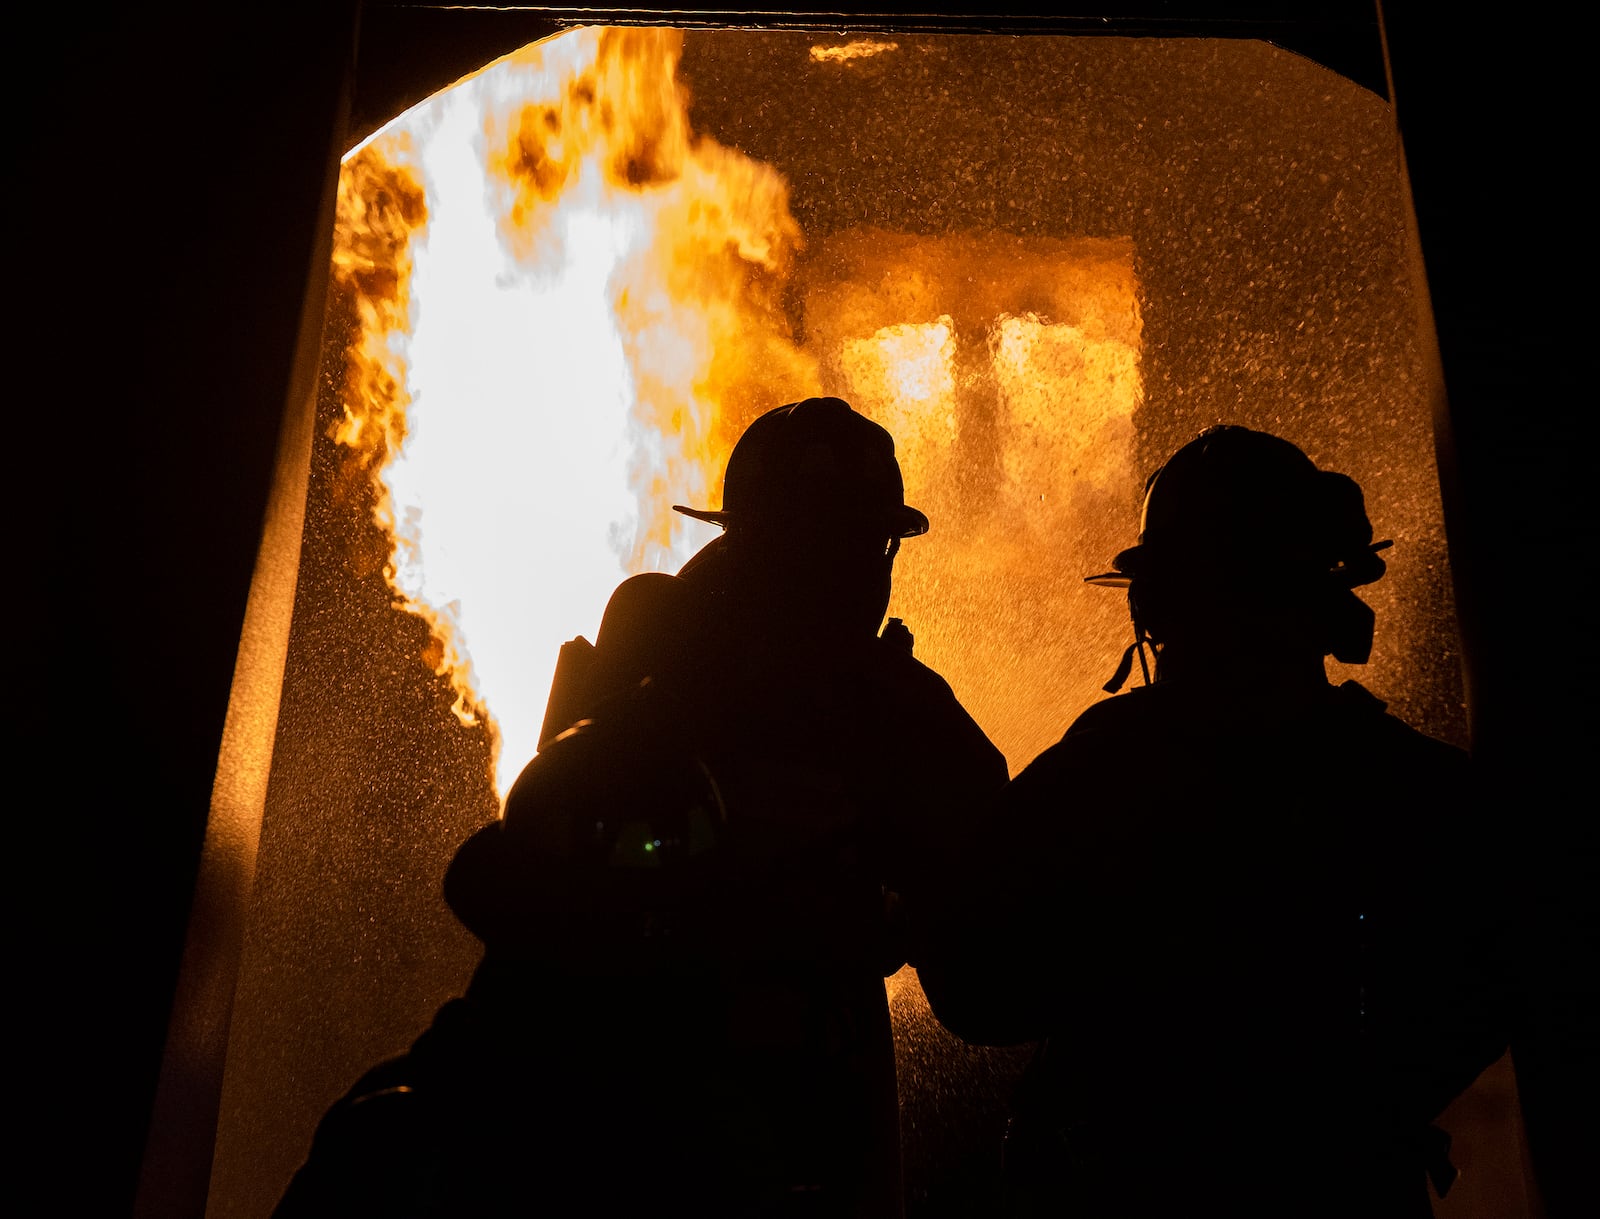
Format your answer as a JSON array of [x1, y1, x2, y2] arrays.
[[445, 678, 724, 948]]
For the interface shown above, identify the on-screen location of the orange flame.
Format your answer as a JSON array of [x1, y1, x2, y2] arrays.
[[332, 28, 820, 797], [332, 27, 1143, 800], [810, 40, 899, 63]]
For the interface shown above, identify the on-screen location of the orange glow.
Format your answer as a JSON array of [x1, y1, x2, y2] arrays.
[[217, 35, 1469, 1214], [332, 28, 820, 796], [332, 27, 1141, 799], [810, 40, 899, 63]]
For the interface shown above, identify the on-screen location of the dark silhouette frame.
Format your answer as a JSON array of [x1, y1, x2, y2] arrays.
[[36, 5, 1581, 1216]]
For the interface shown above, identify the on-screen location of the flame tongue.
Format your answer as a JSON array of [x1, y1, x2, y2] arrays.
[[332, 27, 818, 798], [331, 27, 1143, 800]]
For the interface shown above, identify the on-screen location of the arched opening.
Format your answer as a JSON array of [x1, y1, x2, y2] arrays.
[[168, 19, 1519, 1218]]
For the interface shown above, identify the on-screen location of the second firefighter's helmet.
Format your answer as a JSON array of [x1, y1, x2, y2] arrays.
[[1083, 425, 1393, 689], [1086, 425, 1391, 591]]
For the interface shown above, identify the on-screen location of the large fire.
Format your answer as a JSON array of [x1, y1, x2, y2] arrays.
[[215, 28, 1467, 1219], [331, 26, 1140, 799]]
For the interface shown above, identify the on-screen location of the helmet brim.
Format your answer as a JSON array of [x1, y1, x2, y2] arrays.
[[1082, 539, 1394, 589]]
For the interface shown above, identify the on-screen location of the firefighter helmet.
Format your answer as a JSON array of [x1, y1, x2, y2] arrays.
[[673, 396, 929, 540], [1085, 425, 1391, 590]]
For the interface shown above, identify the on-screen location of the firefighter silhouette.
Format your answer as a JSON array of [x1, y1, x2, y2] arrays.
[[918, 425, 1511, 1219], [277, 397, 1008, 1218]]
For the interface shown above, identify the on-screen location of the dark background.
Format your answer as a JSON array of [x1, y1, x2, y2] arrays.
[[27, 4, 1587, 1216]]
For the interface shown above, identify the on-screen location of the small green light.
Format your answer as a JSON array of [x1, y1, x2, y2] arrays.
[[643, 842, 654, 852]]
